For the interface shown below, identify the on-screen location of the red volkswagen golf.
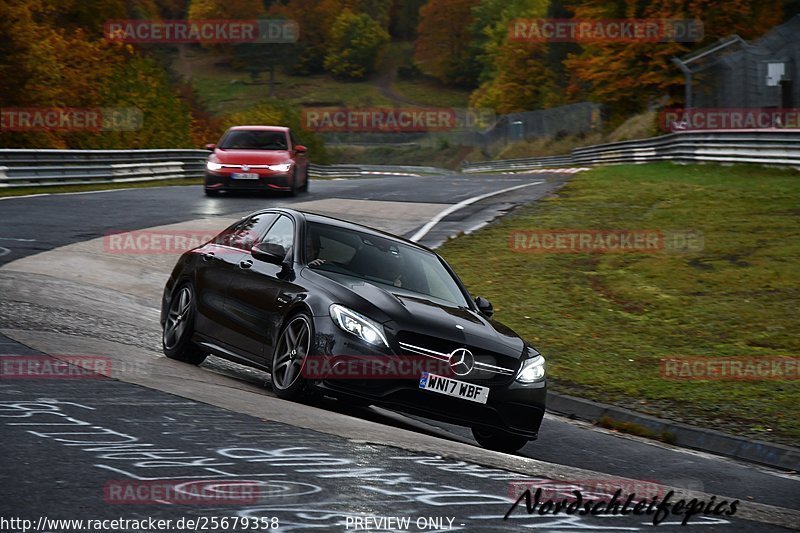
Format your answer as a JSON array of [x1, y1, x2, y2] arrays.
[[203, 125, 310, 196]]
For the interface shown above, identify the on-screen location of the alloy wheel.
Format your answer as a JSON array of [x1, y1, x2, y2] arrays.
[[164, 286, 192, 350], [272, 315, 311, 390]]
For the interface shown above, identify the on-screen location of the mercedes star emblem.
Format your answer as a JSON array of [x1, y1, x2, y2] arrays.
[[448, 348, 474, 376]]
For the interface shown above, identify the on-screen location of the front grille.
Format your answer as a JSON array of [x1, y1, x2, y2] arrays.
[[395, 331, 518, 386]]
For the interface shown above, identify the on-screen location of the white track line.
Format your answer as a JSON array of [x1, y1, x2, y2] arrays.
[[409, 181, 543, 242], [0, 186, 166, 201]]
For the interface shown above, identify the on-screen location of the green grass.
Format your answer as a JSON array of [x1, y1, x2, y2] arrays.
[[439, 162, 800, 444], [0, 177, 202, 197], [176, 46, 471, 116], [327, 143, 480, 170], [192, 70, 397, 115], [392, 79, 471, 108]]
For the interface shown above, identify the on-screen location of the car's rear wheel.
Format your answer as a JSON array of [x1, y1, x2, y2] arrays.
[[471, 427, 529, 453], [163, 283, 207, 365], [271, 313, 317, 401], [204, 189, 219, 197]]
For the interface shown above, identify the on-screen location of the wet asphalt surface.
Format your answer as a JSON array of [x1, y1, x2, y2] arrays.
[[1, 174, 798, 531]]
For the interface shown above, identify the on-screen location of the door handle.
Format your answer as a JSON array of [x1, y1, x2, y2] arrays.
[[201, 251, 215, 261], [239, 259, 253, 269]]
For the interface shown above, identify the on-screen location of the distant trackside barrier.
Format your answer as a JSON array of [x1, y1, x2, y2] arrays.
[[461, 130, 800, 173], [0, 149, 450, 188]]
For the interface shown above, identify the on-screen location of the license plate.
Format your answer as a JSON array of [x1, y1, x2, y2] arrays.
[[232, 172, 259, 180], [419, 372, 489, 404]]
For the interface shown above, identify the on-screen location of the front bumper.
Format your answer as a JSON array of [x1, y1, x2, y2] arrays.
[[205, 171, 292, 192], [308, 316, 546, 439]]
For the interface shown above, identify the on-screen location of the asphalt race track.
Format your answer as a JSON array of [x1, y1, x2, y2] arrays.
[[1, 172, 798, 532]]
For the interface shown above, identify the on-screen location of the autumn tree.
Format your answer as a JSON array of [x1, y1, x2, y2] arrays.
[[324, 9, 390, 79], [45, 0, 128, 34], [466, 0, 561, 112], [187, 0, 265, 19], [414, 0, 481, 86], [564, 0, 784, 119], [269, 0, 343, 73], [388, 0, 427, 39], [155, 0, 192, 18], [470, 40, 560, 113], [346, 0, 393, 29], [0, 0, 193, 149]]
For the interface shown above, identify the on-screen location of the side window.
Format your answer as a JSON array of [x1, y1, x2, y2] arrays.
[[215, 213, 277, 250], [289, 130, 298, 150], [260, 215, 294, 253]]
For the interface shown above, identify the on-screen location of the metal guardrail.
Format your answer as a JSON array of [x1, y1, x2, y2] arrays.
[[308, 164, 450, 178], [0, 149, 450, 188], [462, 130, 800, 173], [0, 149, 208, 188]]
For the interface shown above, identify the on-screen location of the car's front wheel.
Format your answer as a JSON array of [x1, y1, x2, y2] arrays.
[[271, 313, 317, 401], [299, 170, 309, 192], [163, 283, 207, 365], [472, 427, 529, 453], [287, 170, 298, 197]]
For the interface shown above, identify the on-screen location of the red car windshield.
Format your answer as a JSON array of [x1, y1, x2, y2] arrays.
[[219, 130, 288, 150]]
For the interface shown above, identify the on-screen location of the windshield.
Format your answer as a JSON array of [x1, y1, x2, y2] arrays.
[[219, 130, 289, 150], [305, 222, 470, 308]]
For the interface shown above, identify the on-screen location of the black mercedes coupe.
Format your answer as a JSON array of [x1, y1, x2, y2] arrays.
[[160, 208, 546, 452]]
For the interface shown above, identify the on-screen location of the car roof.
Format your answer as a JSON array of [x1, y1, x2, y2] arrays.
[[227, 125, 290, 132], [260, 208, 436, 254]]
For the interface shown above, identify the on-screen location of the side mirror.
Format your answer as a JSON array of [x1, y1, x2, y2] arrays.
[[204, 143, 216, 151], [475, 296, 494, 318], [251, 242, 287, 265], [294, 144, 307, 154]]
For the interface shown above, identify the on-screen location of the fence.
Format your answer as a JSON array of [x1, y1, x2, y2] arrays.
[[315, 102, 604, 156], [462, 129, 800, 173]]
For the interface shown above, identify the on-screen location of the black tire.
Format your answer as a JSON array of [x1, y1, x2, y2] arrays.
[[287, 170, 298, 197], [162, 283, 207, 365], [471, 427, 529, 453], [270, 313, 317, 401], [204, 189, 220, 197], [299, 170, 309, 192]]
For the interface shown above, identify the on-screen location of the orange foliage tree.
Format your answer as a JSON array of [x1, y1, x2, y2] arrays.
[[564, 0, 784, 119], [0, 0, 192, 148], [414, 0, 481, 86]]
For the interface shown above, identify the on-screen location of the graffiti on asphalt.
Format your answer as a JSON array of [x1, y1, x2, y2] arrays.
[[0, 397, 732, 530]]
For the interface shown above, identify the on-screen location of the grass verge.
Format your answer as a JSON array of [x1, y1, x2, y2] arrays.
[[438, 162, 800, 445]]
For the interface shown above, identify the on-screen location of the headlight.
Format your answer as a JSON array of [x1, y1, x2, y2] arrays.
[[206, 161, 223, 171], [267, 163, 292, 172], [516, 354, 546, 383], [330, 304, 388, 347]]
